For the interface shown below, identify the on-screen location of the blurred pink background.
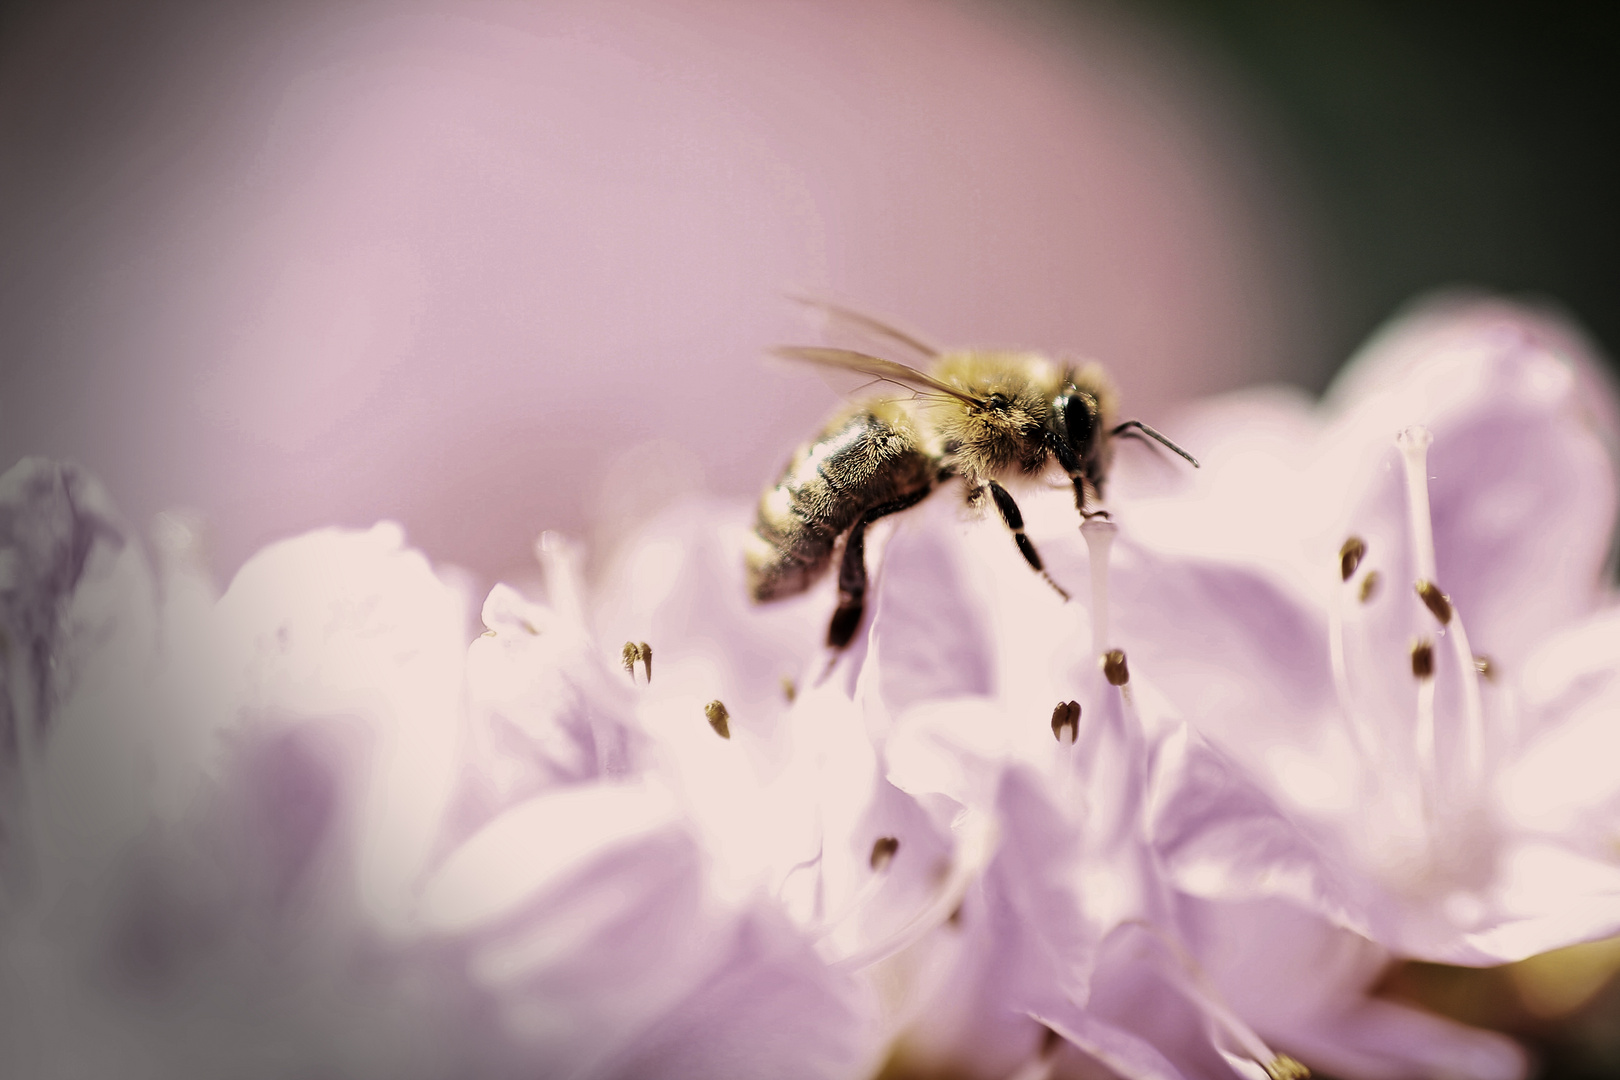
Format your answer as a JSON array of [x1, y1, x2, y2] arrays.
[[0, 0, 1324, 588]]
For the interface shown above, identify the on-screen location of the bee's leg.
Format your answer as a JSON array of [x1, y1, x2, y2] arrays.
[[828, 488, 931, 649], [986, 481, 1070, 601], [1041, 429, 1096, 516]]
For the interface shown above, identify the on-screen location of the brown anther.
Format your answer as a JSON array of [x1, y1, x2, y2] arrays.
[[869, 836, 900, 871], [1359, 570, 1381, 604], [621, 641, 640, 678], [1039, 1025, 1064, 1060], [704, 699, 731, 739], [1474, 654, 1496, 681], [1339, 536, 1366, 581], [1266, 1056, 1311, 1080], [1415, 580, 1452, 625], [781, 676, 797, 703], [1103, 649, 1129, 686], [1050, 700, 1081, 742], [638, 642, 652, 682], [1411, 640, 1435, 679]]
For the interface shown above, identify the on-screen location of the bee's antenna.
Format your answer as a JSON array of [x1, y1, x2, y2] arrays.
[[1111, 420, 1200, 468]]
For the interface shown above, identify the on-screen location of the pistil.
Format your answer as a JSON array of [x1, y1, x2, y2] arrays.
[[1395, 427, 1438, 585], [1395, 427, 1489, 796], [1081, 517, 1117, 661]]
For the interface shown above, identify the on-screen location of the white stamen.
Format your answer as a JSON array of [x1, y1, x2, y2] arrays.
[[1414, 651, 1437, 795], [1394, 427, 1489, 799], [830, 811, 996, 971], [1327, 568, 1376, 761], [1396, 426, 1438, 584], [1080, 518, 1117, 659], [1445, 608, 1487, 786], [814, 861, 891, 946], [1398, 428, 1443, 813]]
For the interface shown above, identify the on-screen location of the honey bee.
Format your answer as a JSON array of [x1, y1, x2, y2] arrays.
[[745, 308, 1197, 649]]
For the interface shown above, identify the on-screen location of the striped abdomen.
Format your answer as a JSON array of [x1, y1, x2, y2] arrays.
[[746, 403, 935, 602]]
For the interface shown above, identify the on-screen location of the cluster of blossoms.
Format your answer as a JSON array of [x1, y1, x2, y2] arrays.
[[3, 295, 1618, 1079]]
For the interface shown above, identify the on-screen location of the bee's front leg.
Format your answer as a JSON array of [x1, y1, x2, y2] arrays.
[[985, 481, 1070, 601]]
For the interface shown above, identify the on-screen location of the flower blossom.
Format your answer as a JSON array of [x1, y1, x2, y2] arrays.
[[3, 293, 1617, 1080], [1108, 294, 1620, 968], [0, 466, 875, 1079]]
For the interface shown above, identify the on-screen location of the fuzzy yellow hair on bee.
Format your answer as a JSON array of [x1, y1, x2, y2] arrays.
[[746, 310, 1197, 650]]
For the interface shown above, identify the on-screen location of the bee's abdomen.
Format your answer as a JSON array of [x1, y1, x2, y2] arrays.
[[747, 407, 933, 602]]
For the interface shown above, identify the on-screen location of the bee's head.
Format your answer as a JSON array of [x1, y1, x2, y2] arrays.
[[1058, 389, 1101, 459], [1051, 365, 1119, 497]]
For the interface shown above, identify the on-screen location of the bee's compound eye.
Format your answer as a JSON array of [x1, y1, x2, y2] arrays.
[[986, 392, 1009, 410], [1064, 393, 1097, 449]]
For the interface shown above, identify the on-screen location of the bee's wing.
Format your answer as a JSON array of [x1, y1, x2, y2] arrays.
[[771, 346, 983, 406], [787, 296, 940, 363]]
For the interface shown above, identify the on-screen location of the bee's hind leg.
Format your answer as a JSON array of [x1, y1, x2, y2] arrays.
[[986, 481, 1070, 601], [827, 488, 931, 649]]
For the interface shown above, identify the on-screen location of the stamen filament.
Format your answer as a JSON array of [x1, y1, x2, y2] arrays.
[[1081, 518, 1117, 659], [830, 812, 997, 972], [1328, 567, 1376, 761], [814, 862, 891, 945], [1394, 428, 1490, 804], [1445, 608, 1487, 785], [1412, 638, 1438, 822]]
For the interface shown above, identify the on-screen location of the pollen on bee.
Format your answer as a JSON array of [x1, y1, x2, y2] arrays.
[[1103, 649, 1129, 687], [1411, 639, 1435, 680], [1050, 700, 1081, 742], [704, 699, 731, 739], [869, 836, 900, 871], [1339, 536, 1367, 581], [1415, 580, 1453, 625]]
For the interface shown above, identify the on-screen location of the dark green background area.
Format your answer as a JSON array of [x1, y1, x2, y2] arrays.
[[1114, 0, 1620, 384]]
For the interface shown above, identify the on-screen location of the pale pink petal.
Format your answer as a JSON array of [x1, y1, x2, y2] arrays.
[[1501, 606, 1620, 840], [1189, 897, 1527, 1080], [1325, 296, 1618, 667], [1150, 723, 1360, 935], [592, 500, 822, 734], [215, 523, 471, 936], [598, 911, 879, 1080]]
